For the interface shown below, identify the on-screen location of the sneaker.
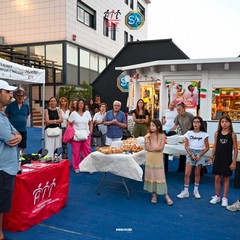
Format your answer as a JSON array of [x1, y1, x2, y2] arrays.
[[221, 197, 228, 207], [193, 190, 201, 199], [210, 195, 221, 204], [226, 200, 240, 212], [177, 191, 189, 199]]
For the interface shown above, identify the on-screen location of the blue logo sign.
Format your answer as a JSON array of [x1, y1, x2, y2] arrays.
[[117, 74, 129, 92], [125, 11, 144, 30]]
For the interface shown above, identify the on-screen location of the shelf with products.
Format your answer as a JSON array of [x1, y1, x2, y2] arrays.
[[212, 88, 240, 121], [214, 110, 240, 121], [217, 109, 240, 113]]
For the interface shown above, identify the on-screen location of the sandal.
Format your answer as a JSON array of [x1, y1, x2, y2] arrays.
[[151, 193, 157, 204], [165, 195, 173, 206]]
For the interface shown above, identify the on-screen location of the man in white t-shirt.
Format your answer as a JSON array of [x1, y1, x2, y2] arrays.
[[162, 102, 178, 132], [162, 102, 178, 172]]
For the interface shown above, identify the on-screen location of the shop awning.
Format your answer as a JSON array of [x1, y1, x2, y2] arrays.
[[116, 57, 240, 73]]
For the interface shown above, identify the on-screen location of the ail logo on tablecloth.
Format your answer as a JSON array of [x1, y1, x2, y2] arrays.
[[33, 178, 56, 205]]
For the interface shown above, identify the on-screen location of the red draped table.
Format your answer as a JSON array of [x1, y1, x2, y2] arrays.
[[3, 159, 70, 232]]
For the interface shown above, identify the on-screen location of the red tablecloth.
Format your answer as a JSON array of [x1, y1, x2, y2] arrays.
[[3, 159, 70, 232]]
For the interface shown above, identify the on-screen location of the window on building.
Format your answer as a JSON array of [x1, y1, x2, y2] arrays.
[[80, 48, 90, 84], [67, 44, 78, 66], [124, 31, 128, 45], [66, 43, 78, 85], [130, 35, 133, 42], [90, 52, 98, 72], [46, 44, 63, 83], [125, 0, 129, 5], [30, 45, 45, 67], [103, 17, 109, 37], [90, 52, 98, 83], [99, 55, 107, 73], [12, 47, 28, 65], [130, 0, 134, 9], [77, 1, 96, 29], [111, 22, 116, 41], [137, 1, 145, 16], [80, 49, 90, 68]]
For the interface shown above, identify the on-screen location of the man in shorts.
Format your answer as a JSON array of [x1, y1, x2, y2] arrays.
[[0, 80, 22, 240], [5, 88, 30, 154]]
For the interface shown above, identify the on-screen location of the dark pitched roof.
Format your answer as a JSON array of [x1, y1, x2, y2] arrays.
[[92, 39, 189, 112], [93, 38, 188, 85]]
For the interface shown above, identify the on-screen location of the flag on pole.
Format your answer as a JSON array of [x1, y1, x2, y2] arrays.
[[200, 88, 207, 98], [214, 90, 220, 96], [165, 81, 171, 88]]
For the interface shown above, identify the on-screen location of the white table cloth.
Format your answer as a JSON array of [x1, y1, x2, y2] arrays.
[[80, 150, 146, 181], [164, 144, 240, 162]]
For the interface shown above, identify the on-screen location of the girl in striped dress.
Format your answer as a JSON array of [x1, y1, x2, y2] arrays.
[[144, 119, 173, 205]]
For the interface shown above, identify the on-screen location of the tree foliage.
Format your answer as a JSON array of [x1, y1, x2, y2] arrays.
[[57, 82, 92, 103]]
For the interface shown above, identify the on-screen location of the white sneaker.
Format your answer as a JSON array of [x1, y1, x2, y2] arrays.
[[193, 190, 201, 199], [221, 197, 228, 207], [177, 191, 189, 199], [226, 200, 240, 212], [210, 195, 220, 204]]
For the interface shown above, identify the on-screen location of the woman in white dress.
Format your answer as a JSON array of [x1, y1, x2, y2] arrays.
[[44, 97, 63, 158], [59, 97, 70, 159], [93, 103, 108, 147], [68, 99, 93, 173]]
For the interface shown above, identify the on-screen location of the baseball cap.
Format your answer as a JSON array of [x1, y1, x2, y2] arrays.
[[0, 80, 17, 91]]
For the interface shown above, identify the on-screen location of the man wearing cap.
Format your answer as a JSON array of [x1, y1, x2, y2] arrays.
[[5, 88, 30, 154], [0, 80, 22, 240]]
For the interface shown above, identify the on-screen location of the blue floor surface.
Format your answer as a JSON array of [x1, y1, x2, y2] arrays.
[[3, 127, 240, 240]]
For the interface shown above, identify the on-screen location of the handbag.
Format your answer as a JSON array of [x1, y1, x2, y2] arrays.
[[74, 129, 88, 141], [46, 127, 61, 137], [121, 128, 132, 140], [91, 125, 102, 138], [62, 125, 75, 143]]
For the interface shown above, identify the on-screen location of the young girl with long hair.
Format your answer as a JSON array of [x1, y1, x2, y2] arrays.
[[144, 119, 173, 205], [208, 116, 238, 207], [177, 116, 209, 199]]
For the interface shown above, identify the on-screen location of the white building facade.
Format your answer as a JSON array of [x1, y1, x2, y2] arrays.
[[0, 0, 150, 98]]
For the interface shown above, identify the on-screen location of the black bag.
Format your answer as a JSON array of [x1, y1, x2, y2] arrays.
[[92, 125, 102, 138], [21, 148, 48, 165], [122, 129, 132, 140], [21, 154, 34, 165]]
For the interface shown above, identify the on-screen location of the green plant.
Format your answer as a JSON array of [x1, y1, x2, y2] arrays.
[[57, 81, 92, 102]]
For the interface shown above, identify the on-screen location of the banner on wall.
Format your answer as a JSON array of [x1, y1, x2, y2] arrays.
[[0, 57, 45, 84], [171, 82, 198, 109]]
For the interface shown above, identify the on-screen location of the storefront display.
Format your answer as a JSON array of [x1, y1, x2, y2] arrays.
[[140, 83, 159, 119], [169, 81, 198, 116], [212, 88, 240, 121], [119, 57, 240, 131]]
